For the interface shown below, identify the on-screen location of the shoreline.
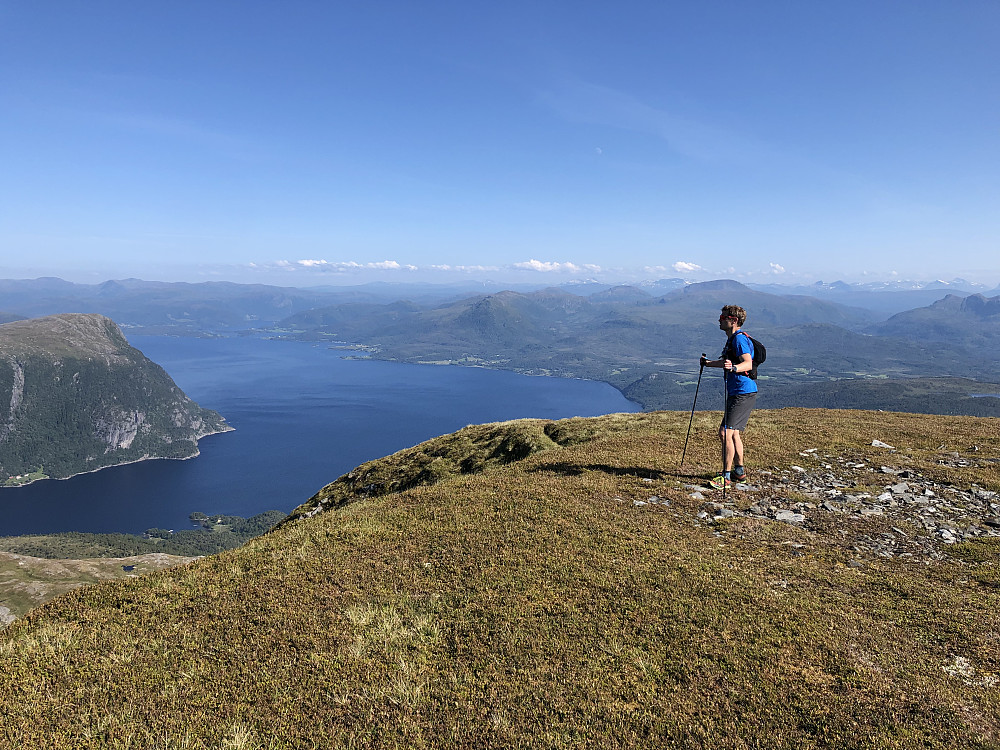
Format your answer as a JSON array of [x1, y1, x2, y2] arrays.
[[0, 424, 234, 490]]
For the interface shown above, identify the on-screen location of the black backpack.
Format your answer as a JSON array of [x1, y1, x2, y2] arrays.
[[726, 331, 766, 380]]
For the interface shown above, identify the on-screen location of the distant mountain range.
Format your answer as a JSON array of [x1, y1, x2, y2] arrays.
[[277, 279, 1000, 415], [0, 313, 231, 484], [2, 275, 1000, 417], [1, 275, 997, 332]]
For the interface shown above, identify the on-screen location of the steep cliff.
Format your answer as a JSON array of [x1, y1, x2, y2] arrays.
[[0, 314, 231, 484]]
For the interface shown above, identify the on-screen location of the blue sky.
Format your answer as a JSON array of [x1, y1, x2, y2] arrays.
[[1, 1, 998, 287]]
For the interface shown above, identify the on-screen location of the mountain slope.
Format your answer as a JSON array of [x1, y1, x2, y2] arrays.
[[871, 292, 1000, 352], [0, 314, 231, 483], [1, 409, 998, 748]]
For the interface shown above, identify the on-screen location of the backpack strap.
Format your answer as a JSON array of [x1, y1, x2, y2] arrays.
[[726, 330, 753, 358], [725, 331, 755, 377]]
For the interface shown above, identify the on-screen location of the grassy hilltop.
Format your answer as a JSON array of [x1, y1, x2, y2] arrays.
[[1, 408, 999, 748]]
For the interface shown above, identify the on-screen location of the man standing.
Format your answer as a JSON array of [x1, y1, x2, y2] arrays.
[[700, 305, 757, 489]]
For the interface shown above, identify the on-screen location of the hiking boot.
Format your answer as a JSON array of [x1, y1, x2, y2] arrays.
[[709, 475, 731, 490]]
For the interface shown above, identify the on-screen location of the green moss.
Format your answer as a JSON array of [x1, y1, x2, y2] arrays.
[[948, 537, 1000, 564]]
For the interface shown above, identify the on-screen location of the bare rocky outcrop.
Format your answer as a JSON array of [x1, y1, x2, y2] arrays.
[[684, 446, 1000, 561]]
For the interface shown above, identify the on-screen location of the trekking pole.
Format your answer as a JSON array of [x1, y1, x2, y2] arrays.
[[721, 372, 728, 503], [679, 354, 706, 470]]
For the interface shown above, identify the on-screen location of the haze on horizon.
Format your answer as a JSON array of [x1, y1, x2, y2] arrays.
[[1, 2, 998, 289]]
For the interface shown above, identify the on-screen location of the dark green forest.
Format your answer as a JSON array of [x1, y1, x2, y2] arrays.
[[0, 510, 286, 559]]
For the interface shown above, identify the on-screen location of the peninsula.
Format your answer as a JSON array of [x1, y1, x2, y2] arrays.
[[0, 313, 231, 485]]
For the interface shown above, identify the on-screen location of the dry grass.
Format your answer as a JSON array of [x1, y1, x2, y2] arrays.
[[1, 408, 998, 748]]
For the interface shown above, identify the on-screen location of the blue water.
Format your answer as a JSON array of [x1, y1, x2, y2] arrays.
[[0, 335, 638, 535]]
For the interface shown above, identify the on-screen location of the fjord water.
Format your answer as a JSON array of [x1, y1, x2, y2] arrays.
[[0, 335, 638, 535]]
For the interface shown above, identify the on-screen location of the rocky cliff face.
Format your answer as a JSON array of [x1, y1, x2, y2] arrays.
[[0, 314, 231, 484]]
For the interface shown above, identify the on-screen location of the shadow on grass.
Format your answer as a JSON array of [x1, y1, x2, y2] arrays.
[[529, 462, 668, 480]]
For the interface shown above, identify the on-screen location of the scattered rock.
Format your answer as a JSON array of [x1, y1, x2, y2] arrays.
[[676, 447, 1000, 560], [872, 440, 895, 449], [775, 510, 806, 523]]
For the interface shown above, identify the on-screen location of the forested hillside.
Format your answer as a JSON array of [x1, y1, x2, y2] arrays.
[[0, 314, 231, 483]]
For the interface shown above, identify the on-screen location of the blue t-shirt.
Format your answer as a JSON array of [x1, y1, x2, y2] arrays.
[[724, 331, 758, 396]]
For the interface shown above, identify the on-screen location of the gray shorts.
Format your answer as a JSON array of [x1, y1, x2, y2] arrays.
[[722, 392, 757, 432]]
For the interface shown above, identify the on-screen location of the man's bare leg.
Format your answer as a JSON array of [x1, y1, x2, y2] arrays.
[[731, 428, 744, 469]]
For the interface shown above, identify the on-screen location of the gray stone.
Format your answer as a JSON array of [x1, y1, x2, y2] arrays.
[[775, 510, 806, 523]]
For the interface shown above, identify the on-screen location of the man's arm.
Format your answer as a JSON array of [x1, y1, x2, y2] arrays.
[[729, 352, 753, 374], [701, 355, 740, 371], [727, 334, 754, 374]]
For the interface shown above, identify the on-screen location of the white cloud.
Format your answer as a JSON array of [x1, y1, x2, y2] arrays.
[[769, 263, 786, 274], [368, 260, 417, 271], [672, 261, 703, 274], [512, 259, 601, 273]]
